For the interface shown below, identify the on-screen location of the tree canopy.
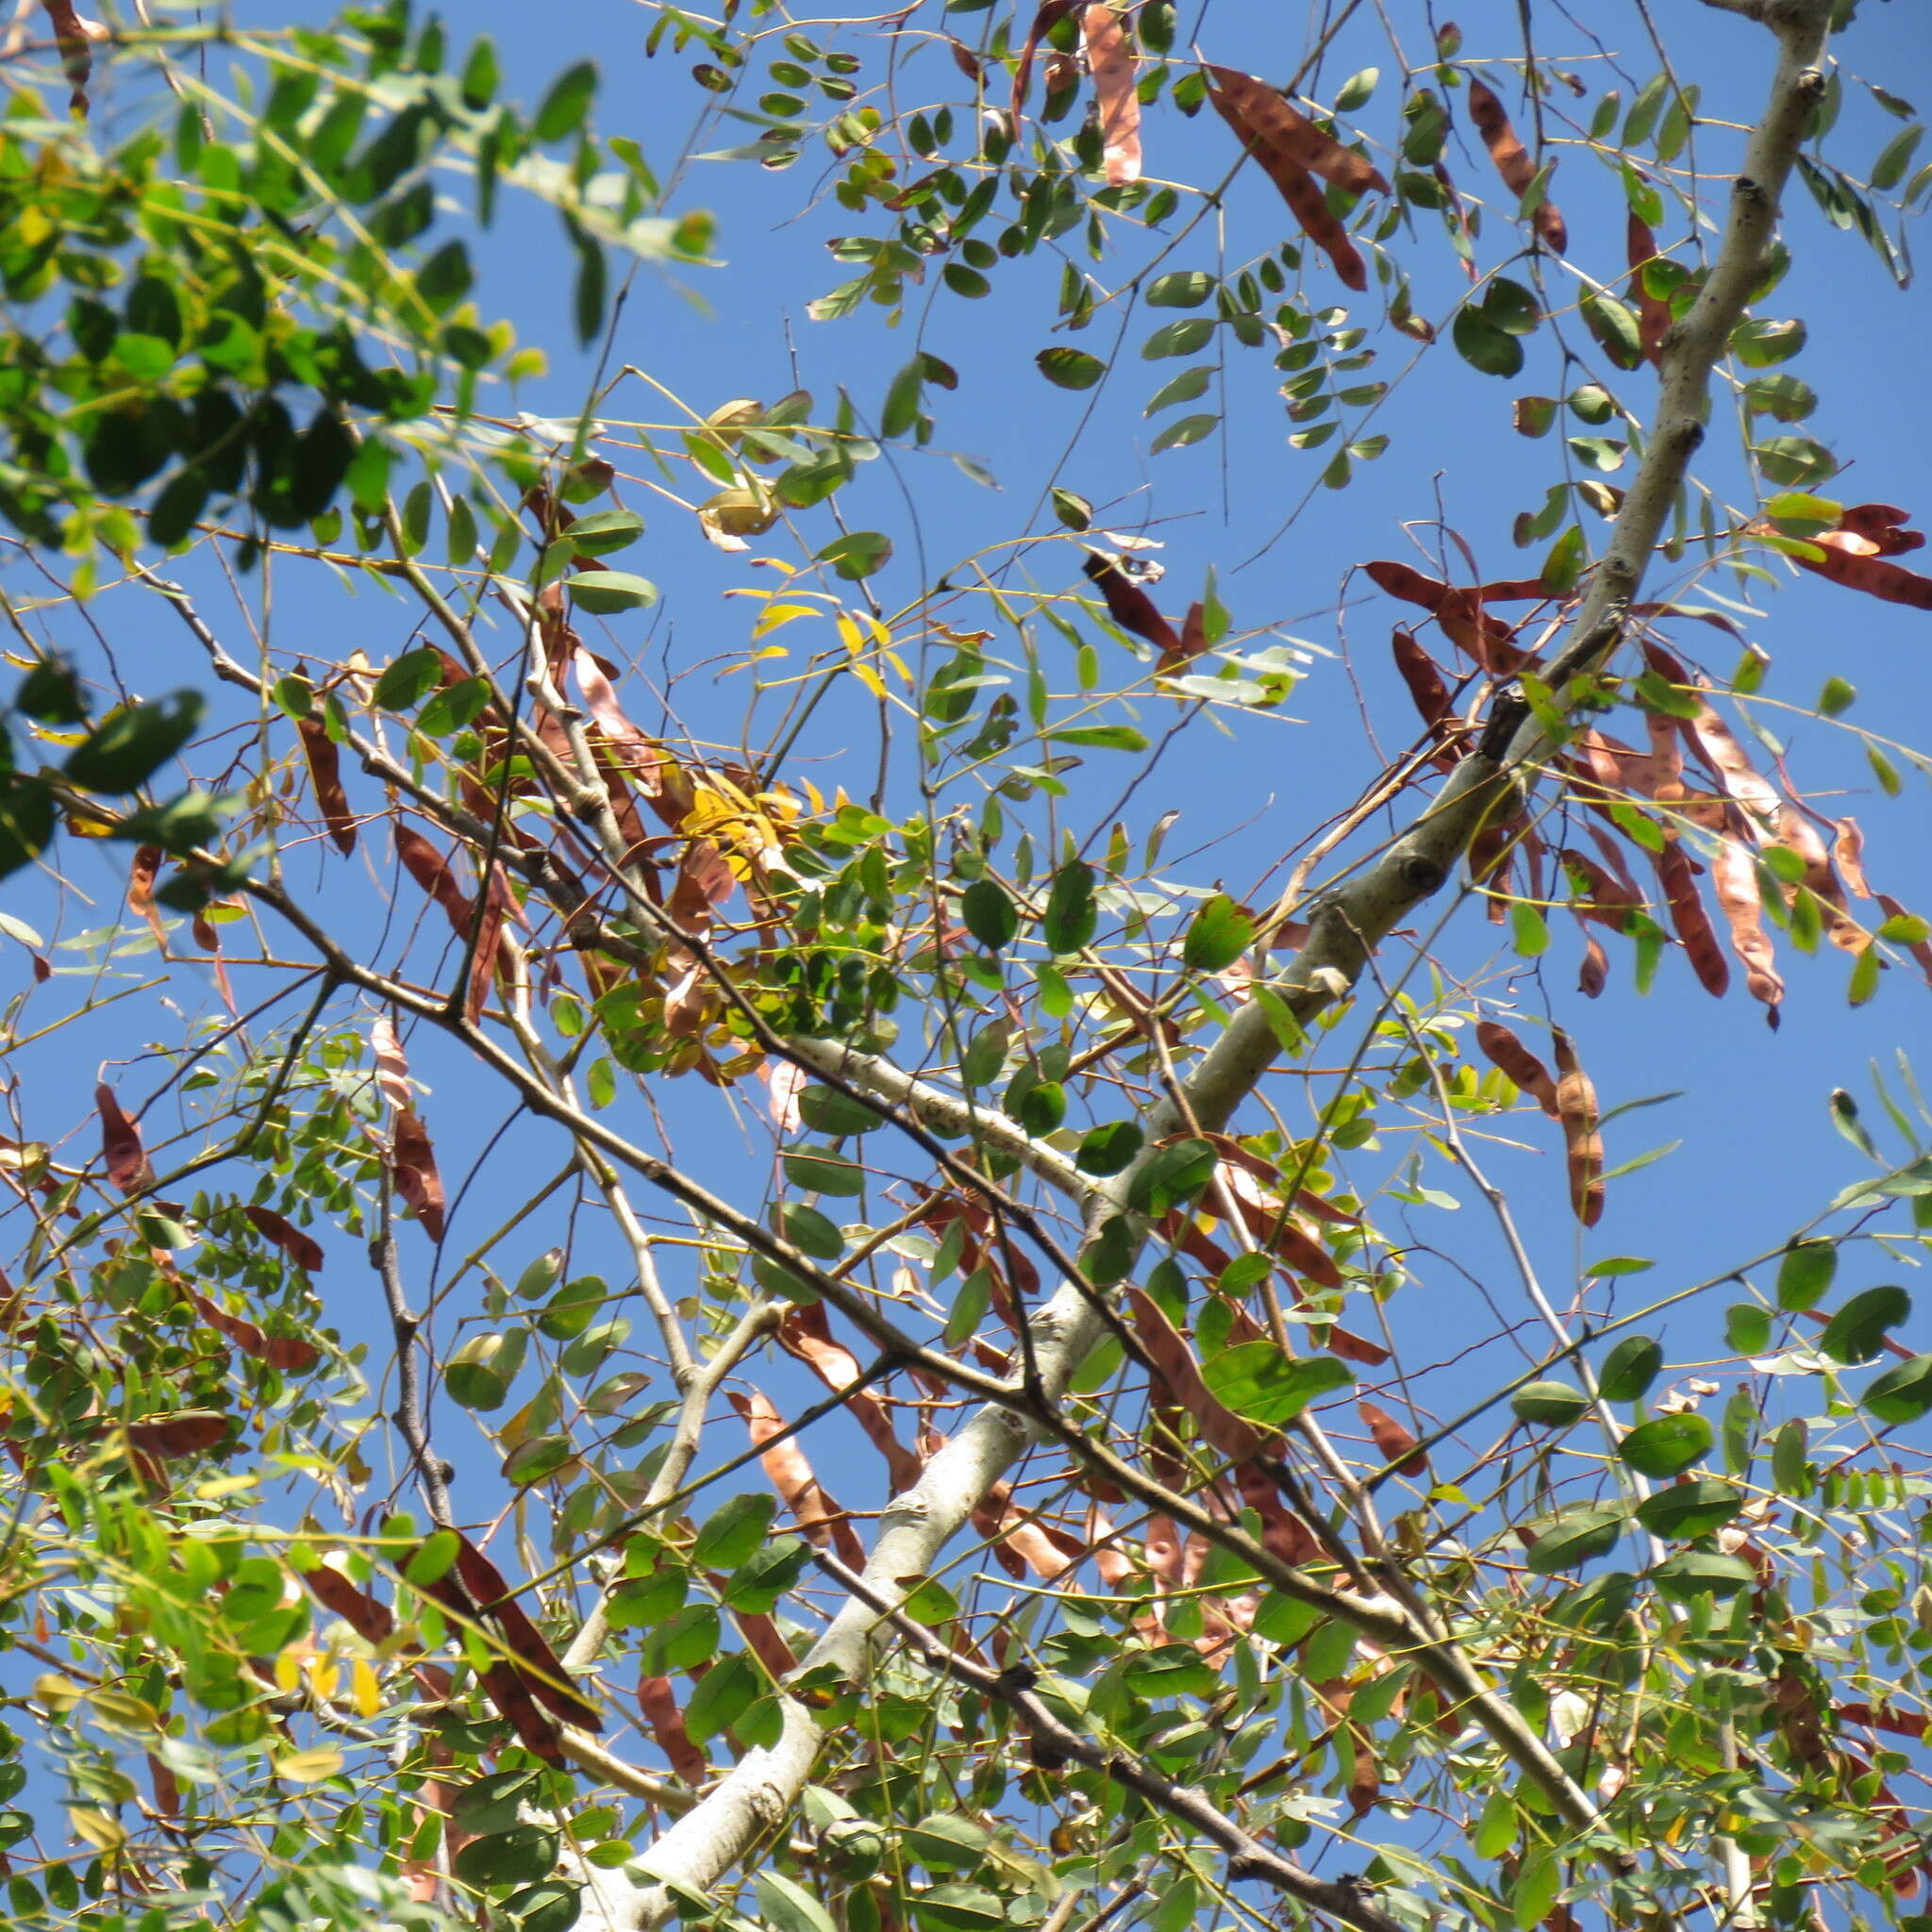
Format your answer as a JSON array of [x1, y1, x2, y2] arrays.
[[2, 4, 1932, 1932]]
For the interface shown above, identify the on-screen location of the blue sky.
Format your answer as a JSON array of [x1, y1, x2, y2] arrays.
[[8, 0, 1932, 1630]]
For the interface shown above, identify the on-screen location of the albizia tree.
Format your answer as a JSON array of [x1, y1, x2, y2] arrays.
[[2, 2, 1931, 1930]]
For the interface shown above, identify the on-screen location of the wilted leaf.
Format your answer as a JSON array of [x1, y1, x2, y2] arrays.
[[1552, 1029, 1604, 1226], [1465, 78, 1566, 251], [1358, 1400, 1427, 1475], [1204, 67, 1381, 291], [391, 1108, 447, 1241], [1474, 1021, 1560, 1117], [1083, 5, 1141, 187], [96, 1083, 153, 1194], [1081, 553, 1182, 660]]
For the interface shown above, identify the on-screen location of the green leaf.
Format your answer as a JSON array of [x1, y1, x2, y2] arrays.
[[1074, 1121, 1142, 1176], [1511, 1380, 1589, 1426], [756, 1871, 841, 1932], [417, 677, 492, 738], [1201, 1343, 1353, 1427], [1635, 1479, 1744, 1541], [777, 1202, 844, 1261], [1126, 1137, 1218, 1213], [564, 510, 644, 556], [1619, 1412, 1713, 1478], [502, 1883, 582, 1932], [1771, 1420, 1810, 1497], [1051, 488, 1092, 529], [817, 530, 892, 579], [1041, 860, 1096, 955], [65, 692, 204, 794], [1513, 1846, 1558, 1932], [960, 878, 1018, 950], [1048, 724, 1151, 750], [782, 1149, 867, 1196], [1142, 318, 1215, 358], [1597, 1333, 1662, 1403], [1036, 347, 1106, 390], [882, 358, 924, 436], [723, 1537, 809, 1613], [1150, 413, 1219, 453], [373, 648, 444, 711], [798, 1085, 885, 1135], [905, 1813, 991, 1873], [1651, 1551, 1754, 1600], [1820, 1285, 1910, 1364], [1145, 366, 1213, 415], [1145, 271, 1215, 308], [1863, 1353, 1932, 1425], [912, 1885, 1008, 1932], [1776, 1239, 1837, 1312], [1451, 306, 1523, 377], [1181, 893, 1256, 974], [501, 1435, 575, 1485], [1725, 1302, 1772, 1355], [565, 571, 658, 614], [1580, 290, 1643, 369], [683, 1651, 758, 1742], [1523, 1505, 1625, 1574], [405, 1530, 461, 1586], [694, 1493, 778, 1569], [535, 60, 598, 142], [454, 1825, 560, 1889]]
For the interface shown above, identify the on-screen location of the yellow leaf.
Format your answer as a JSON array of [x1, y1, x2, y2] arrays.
[[34, 1674, 84, 1715], [274, 1747, 345, 1784], [194, 1474, 258, 1499], [88, 1690, 159, 1730], [274, 1649, 305, 1693], [752, 602, 823, 639], [351, 1657, 383, 1718], [68, 1807, 126, 1853]]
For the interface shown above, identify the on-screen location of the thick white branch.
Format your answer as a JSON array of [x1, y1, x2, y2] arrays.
[[574, 4, 1837, 1923]]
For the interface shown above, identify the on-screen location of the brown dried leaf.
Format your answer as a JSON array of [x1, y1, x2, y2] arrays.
[[301, 1560, 395, 1644], [395, 825, 475, 932], [243, 1205, 324, 1273], [1083, 6, 1141, 187], [1838, 503, 1924, 555], [391, 1108, 447, 1242], [1011, 0, 1082, 117], [127, 844, 165, 946], [299, 715, 357, 855], [193, 1292, 321, 1374], [1465, 77, 1566, 252], [451, 1536, 602, 1731], [1474, 1022, 1560, 1117], [1834, 818, 1871, 899], [1358, 1400, 1427, 1476], [973, 1481, 1082, 1580], [96, 1083, 153, 1194], [1205, 69, 1367, 291], [1653, 843, 1730, 997], [1552, 1029, 1605, 1227], [637, 1676, 708, 1783], [1363, 560, 1526, 673], [41, 2, 107, 115], [1626, 214, 1672, 365], [477, 1658, 565, 1767], [124, 1411, 229, 1457], [370, 1015, 413, 1113], [1391, 627, 1452, 730], [1775, 506, 1932, 608], [775, 1306, 924, 1492], [1082, 554, 1183, 660], [727, 1389, 867, 1569], [1877, 892, 1932, 984], [1202, 63, 1389, 194], [1125, 1287, 1270, 1460], [1707, 841, 1784, 1020]]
